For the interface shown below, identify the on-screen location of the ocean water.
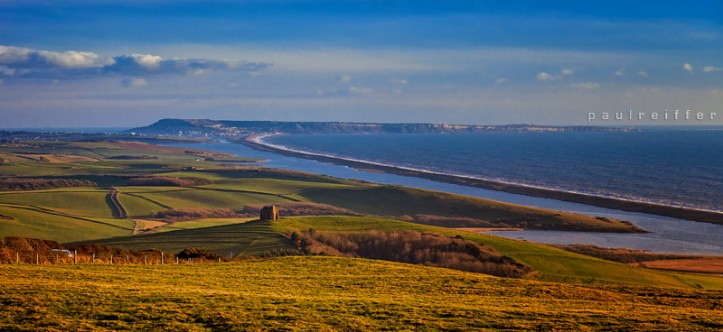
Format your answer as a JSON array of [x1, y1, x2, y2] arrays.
[[267, 130, 723, 213], [164, 141, 723, 254]]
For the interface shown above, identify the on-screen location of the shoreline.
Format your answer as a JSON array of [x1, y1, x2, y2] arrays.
[[242, 134, 723, 226]]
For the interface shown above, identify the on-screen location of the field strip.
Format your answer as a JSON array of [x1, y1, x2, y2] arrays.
[[0, 203, 131, 230], [191, 187, 302, 202], [0, 189, 106, 195], [123, 192, 173, 209]]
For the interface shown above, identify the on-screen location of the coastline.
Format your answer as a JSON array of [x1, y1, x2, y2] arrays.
[[242, 134, 723, 226]]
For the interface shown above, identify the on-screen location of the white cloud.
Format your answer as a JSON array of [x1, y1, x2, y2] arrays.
[[683, 63, 693, 73], [39, 50, 106, 68], [638, 71, 648, 77], [338, 75, 352, 83], [121, 77, 147, 88], [0, 45, 111, 69], [536, 72, 556, 81], [571, 82, 599, 89], [495, 78, 508, 84], [537, 69, 575, 81], [130, 54, 162, 69], [703, 66, 722, 73], [614, 70, 624, 76], [392, 78, 408, 85], [0, 44, 270, 79]]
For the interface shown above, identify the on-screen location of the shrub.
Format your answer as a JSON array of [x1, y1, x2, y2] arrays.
[[126, 176, 211, 187], [258, 248, 309, 258], [553, 244, 700, 263], [286, 230, 534, 278], [0, 178, 96, 191], [152, 208, 240, 222], [177, 247, 220, 260]]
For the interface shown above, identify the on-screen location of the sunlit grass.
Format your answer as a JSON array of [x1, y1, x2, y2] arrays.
[[0, 257, 721, 331]]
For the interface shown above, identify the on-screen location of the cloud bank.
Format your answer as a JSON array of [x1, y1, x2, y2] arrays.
[[0, 45, 270, 79]]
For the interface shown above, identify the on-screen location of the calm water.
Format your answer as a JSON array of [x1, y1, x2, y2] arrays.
[[167, 140, 723, 255], [268, 131, 723, 213]]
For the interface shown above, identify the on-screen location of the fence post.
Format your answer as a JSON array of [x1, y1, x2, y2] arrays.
[[110, 255, 113, 265], [161, 252, 164, 265], [36, 254, 39, 265], [16, 252, 19, 264], [176, 257, 179, 265], [74, 250, 77, 264], [92, 253, 95, 264], [144, 255, 147, 265], [218, 257, 221, 264]]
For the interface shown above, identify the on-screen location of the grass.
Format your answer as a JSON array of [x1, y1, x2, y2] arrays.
[[0, 189, 115, 218], [0, 205, 133, 243], [121, 188, 292, 211], [298, 186, 641, 232], [88, 220, 292, 258], [278, 216, 723, 288], [0, 257, 721, 331], [161, 217, 255, 232], [115, 192, 169, 217], [87, 215, 723, 289]]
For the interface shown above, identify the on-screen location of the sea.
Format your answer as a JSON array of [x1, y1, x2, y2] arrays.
[[267, 129, 723, 213], [165, 128, 723, 255]]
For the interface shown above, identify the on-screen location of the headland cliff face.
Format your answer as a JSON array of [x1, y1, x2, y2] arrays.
[[126, 118, 636, 138]]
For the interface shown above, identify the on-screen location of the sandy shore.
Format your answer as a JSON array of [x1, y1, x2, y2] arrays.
[[242, 134, 723, 226]]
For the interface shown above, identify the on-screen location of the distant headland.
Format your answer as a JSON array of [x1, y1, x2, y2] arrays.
[[125, 118, 637, 138]]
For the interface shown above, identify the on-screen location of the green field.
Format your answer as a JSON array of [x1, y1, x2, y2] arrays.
[[0, 205, 133, 243], [88, 215, 723, 289], [91, 219, 291, 257], [1, 258, 721, 331]]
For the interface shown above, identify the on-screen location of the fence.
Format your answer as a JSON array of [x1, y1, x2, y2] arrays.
[[3, 251, 224, 265]]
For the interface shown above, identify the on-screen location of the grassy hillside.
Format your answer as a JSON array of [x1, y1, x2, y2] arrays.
[[0, 204, 133, 243], [90, 219, 291, 257], [298, 186, 641, 232], [89, 215, 723, 289], [1, 257, 721, 331], [0, 140, 643, 241]]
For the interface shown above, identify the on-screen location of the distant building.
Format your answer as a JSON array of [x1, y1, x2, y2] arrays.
[[260, 205, 279, 221]]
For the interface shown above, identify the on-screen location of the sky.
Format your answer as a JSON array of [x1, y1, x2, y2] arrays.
[[0, 0, 721, 127]]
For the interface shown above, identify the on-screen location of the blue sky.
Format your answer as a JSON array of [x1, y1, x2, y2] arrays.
[[0, 0, 721, 127]]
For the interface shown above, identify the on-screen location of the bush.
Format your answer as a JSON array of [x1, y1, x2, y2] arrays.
[[258, 248, 309, 258], [177, 247, 220, 260], [152, 208, 240, 222], [127, 176, 211, 187], [0, 178, 96, 191], [286, 230, 534, 278], [553, 244, 699, 263]]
